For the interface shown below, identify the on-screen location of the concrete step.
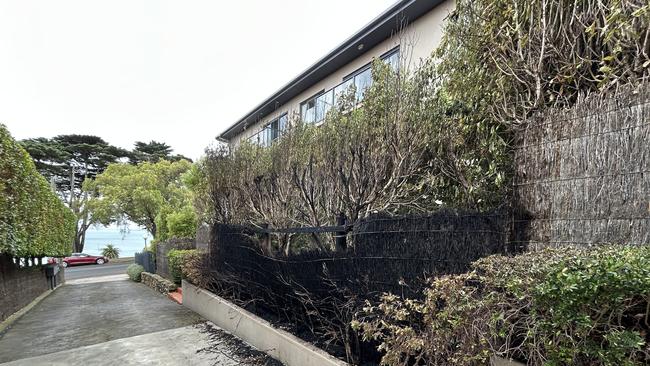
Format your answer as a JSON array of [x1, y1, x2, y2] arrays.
[[168, 290, 182, 305]]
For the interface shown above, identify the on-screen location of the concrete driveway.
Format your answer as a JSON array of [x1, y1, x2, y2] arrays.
[[0, 276, 280, 365]]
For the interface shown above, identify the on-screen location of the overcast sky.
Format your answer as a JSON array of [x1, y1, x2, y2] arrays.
[[0, 0, 395, 160]]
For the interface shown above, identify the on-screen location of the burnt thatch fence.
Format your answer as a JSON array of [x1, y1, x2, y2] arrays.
[[193, 84, 650, 364], [196, 210, 508, 363]]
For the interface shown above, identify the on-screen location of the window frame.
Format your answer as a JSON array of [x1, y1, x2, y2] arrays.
[[249, 112, 288, 147]]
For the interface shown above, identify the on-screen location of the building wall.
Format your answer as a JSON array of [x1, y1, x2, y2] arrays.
[[230, 0, 455, 146]]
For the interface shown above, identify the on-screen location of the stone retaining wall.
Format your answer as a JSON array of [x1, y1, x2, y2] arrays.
[[141, 272, 177, 294]]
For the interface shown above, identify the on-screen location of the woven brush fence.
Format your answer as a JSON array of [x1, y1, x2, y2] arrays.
[[514, 84, 650, 249], [198, 210, 508, 363]]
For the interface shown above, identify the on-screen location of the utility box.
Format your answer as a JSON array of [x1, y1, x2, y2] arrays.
[[45, 263, 59, 277], [45, 263, 60, 289]]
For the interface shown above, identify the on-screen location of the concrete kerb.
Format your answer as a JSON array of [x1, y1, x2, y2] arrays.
[[182, 280, 349, 366], [0, 284, 62, 336]]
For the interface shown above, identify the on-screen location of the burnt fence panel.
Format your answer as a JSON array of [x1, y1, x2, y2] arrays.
[[205, 209, 508, 301], [200, 210, 508, 363]]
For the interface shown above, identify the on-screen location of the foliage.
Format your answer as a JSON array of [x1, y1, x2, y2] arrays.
[[19, 135, 130, 253], [199, 60, 510, 256], [164, 205, 197, 239], [126, 263, 145, 282], [129, 140, 191, 164], [357, 246, 650, 366], [435, 0, 649, 126], [178, 249, 204, 285], [167, 249, 196, 284], [101, 244, 120, 259], [19, 135, 129, 194], [0, 125, 76, 257], [86, 159, 193, 239]]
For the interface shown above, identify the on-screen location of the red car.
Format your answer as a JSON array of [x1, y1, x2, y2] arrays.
[[50, 253, 109, 267]]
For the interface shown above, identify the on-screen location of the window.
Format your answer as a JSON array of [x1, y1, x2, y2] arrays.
[[249, 112, 288, 147], [300, 47, 400, 124], [333, 79, 353, 106], [315, 89, 334, 122], [300, 98, 317, 124], [382, 48, 400, 72], [354, 67, 372, 101]]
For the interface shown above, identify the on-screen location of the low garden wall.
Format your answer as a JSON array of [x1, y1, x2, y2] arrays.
[[0, 256, 50, 322], [183, 280, 347, 366], [141, 272, 177, 294]]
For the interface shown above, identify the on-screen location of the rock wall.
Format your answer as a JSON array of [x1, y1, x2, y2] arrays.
[[141, 272, 177, 294]]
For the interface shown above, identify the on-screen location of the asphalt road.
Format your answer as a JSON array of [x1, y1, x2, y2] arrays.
[[64, 261, 133, 280]]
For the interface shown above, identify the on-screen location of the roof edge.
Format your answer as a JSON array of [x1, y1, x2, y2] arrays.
[[218, 0, 443, 141]]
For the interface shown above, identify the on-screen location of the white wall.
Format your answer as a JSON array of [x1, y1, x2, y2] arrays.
[[230, 0, 455, 146]]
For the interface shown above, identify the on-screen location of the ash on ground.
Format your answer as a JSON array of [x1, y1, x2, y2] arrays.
[[194, 322, 284, 366]]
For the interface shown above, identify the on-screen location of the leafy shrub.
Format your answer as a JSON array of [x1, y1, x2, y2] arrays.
[[166, 206, 197, 239], [177, 249, 205, 286], [436, 0, 649, 125], [101, 244, 120, 259], [357, 246, 650, 365], [167, 249, 196, 284], [0, 125, 76, 257], [126, 263, 145, 282]]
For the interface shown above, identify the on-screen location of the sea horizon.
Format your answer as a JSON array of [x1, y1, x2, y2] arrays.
[[83, 225, 153, 258]]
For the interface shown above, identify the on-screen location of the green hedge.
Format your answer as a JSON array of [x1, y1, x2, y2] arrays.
[[127, 263, 145, 282], [167, 249, 196, 284], [0, 125, 75, 257]]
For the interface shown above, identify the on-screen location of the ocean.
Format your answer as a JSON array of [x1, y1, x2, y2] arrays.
[[83, 226, 153, 258]]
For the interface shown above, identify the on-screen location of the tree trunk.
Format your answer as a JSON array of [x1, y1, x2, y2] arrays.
[[74, 224, 88, 253], [74, 234, 84, 253]]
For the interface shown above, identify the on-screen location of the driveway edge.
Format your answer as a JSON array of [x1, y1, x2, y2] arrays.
[[0, 284, 62, 337]]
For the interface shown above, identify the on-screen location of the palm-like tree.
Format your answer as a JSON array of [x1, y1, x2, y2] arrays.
[[101, 244, 120, 259]]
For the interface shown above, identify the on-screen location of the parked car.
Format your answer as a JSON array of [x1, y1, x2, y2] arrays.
[[49, 253, 109, 267]]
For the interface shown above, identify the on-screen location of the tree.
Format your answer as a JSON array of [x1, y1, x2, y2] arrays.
[[129, 140, 192, 164], [101, 244, 120, 259], [86, 159, 193, 238], [20, 135, 130, 252]]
